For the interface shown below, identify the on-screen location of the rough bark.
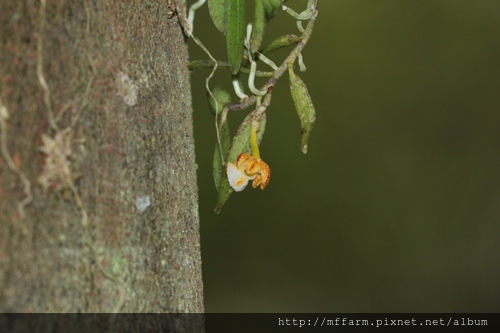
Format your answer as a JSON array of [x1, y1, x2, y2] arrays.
[[0, 0, 204, 320]]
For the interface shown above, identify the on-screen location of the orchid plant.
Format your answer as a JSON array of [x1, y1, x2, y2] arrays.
[[185, 0, 319, 213]]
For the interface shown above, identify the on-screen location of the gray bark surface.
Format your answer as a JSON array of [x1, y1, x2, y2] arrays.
[[0, 0, 204, 320]]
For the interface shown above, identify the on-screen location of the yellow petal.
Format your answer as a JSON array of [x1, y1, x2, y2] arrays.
[[245, 158, 260, 175], [257, 160, 271, 190], [236, 153, 252, 168], [252, 174, 262, 188]]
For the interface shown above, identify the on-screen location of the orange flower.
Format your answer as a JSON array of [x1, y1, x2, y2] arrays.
[[227, 153, 270, 191], [227, 120, 270, 192]]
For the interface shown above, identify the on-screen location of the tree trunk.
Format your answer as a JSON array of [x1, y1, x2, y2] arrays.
[[0, 0, 204, 320]]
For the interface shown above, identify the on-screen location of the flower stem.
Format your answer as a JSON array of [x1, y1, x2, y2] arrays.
[[250, 124, 260, 159]]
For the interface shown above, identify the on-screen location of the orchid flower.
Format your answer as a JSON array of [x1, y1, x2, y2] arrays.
[[227, 122, 270, 192]]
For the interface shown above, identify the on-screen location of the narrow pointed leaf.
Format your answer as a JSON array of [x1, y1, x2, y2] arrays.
[[250, 0, 266, 53], [213, 112, 230, 191], [260, 34, 301, 55], [215, 111, 267, 213], [288, 64, 316, 154], [208, 0, 228, 34], [226, 0, 246, 74]]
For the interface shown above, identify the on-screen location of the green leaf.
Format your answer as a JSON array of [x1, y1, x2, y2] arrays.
[[226, 0, 246, 74], [250, 0, 266, 53], [259, 34, 301, 55], [208, 87, 232, 190], [215, 111, 267, 213], [213, 111, 230, 191], [288, 64, 316, 154], [263, 0, 282, 21], [208, 0, 228, 34], [208, 86, 232, 116]]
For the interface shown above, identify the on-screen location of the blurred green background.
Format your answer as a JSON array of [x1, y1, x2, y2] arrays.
[[188, 0, 500, 312]]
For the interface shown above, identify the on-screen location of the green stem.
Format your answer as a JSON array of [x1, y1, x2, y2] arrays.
[[226, 1, 319, 112], [250, 125, 260, 158]]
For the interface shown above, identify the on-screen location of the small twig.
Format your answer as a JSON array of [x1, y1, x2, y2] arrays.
[[226, 3, 319, 112], [187, 0, 318, 116], [187, 0, 318, 115], [255, 87, 274, 118]]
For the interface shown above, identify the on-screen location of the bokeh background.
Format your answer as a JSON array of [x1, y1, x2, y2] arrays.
[[188, 0, 500, 312]]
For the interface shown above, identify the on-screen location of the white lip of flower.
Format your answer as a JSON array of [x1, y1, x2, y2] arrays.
[[226, 161, 256, 192]]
